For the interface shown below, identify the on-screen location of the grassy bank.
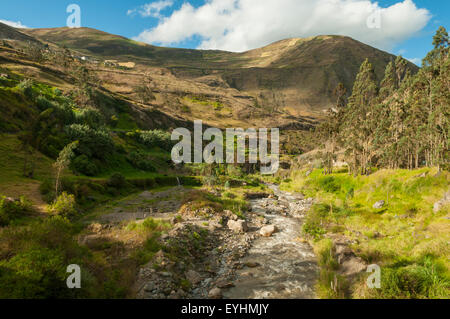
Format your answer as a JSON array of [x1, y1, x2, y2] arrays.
[[281, 167, 449, 299]]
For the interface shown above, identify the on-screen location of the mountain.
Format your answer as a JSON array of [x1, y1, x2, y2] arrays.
[[24, 27, 418, 118], [0, 22, 40, 43]]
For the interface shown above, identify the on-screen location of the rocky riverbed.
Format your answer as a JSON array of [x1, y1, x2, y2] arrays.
[[222, 185, 318, 299], [130, 184, 318, 299]]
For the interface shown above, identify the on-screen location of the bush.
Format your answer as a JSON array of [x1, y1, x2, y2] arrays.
[[223, 191, 236, 199], [53, 88, 62, 96], [0, 216, 94, 298], [137, 130, 173, 151], [368, 257, 450, 299], [314, 239, 348, 299], [302, 204, 329, 239], [127, 151, 156, 172], [0, 247, 67, 298], [47, 192, 77, 218], [36, 95, 56, 111], [107, 173, 126, 189], [17, 79, 34, 99], [0, 196, 32, 226], [203, 175, 219, 187], [318, 176, 340, 193], [75, 107, 104, 129], [72, 155, 99, 176], [65, 124, 114, 160]]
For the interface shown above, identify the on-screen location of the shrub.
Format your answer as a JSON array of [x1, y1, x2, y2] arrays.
[[203, 175, 219, 187], [72, 155, 99, 176], [17, 79, 34, 99], [0, 216, 94, 298], [47, 192, 77, 218], [53, 88, 62, 96], [0, 196, 32, 226], [54, 102, 75, 125], [107, 173, 126, 189], [223, 191, 236, 199], [75, 107, 104, 129], [137, 130, 173, 151], [127, 151, 156, 172], [0, 247, 67, 298], [314, 239, 348, 298], [65, 124, 114, 160], [318, 176, 340, 193], [302, 204, 329, 239], [36, 95, 56, 111], [366, 257, 450, 299]]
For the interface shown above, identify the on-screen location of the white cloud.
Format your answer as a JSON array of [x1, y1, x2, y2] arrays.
[[127, 1, 174, 18], [133, 0, 431, 52], [0, 19, 28, 28]]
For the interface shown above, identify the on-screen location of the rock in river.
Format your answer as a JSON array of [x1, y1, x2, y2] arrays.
[[227, 220, 248, 233], [259, 225, 278, 237]]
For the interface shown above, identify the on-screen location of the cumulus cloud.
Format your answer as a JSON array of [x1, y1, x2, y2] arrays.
[[127, 1, 174, 18], [133, 0, 431, 52], [0, 19, 28, 28]]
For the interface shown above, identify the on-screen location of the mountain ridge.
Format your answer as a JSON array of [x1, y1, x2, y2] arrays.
[[2, 23, 419, 120]]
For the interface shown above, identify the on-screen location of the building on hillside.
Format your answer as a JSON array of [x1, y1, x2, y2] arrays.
[[104, 59, 118, 67], [118, 62, 136, 69], [72, 55, 99, 64], [104, 60, 135, 69]]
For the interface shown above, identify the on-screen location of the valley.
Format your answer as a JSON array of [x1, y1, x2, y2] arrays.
[[0, 21, 448, 300]]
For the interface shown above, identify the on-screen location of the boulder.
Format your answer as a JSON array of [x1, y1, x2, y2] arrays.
[[208, 287, 222, 299], [244, 262, 260, 268], [227, 220, 248, 233], [373, 200, 385, 209], [223, 210, 238, 221], [185, 270, 202, 285], [433, 191, 450, 213], [78, 235, 104, 247], [87, 223, 103, 233], [260, 225, 278, 237], [244, 192, 270, 200]]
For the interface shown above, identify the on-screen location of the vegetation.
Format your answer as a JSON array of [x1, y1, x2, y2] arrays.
[[0, 21, 447, 300], [318, 27, 449, 175], [282, 167, 449, 299]]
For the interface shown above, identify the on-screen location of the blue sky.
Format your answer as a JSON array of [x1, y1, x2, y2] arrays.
[[0, 0, 448, 65]]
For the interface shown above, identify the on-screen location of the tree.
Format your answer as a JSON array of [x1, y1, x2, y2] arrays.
[[19, 130, 37, 178], [24, 41, 45, 63], [318, 83, 347, 174], [54, 141, 78, 196], [318, 26, 449, 173], [419, 26, 449, 169], [135, 74, 155, 104], [71, 66, 101, 107], [341, 59, 378, 175]]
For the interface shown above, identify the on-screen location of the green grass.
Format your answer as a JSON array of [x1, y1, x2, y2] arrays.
[[0, 134, 54, 184], [283, 167, 450, 299], [314, 239, 349, 299], [185, 96, 224, 110]]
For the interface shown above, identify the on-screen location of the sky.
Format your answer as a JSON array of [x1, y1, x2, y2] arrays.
[[0, 0, 448, 66]]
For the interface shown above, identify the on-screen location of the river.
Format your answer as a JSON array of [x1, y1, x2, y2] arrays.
[[223, 185, 318, 299]]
